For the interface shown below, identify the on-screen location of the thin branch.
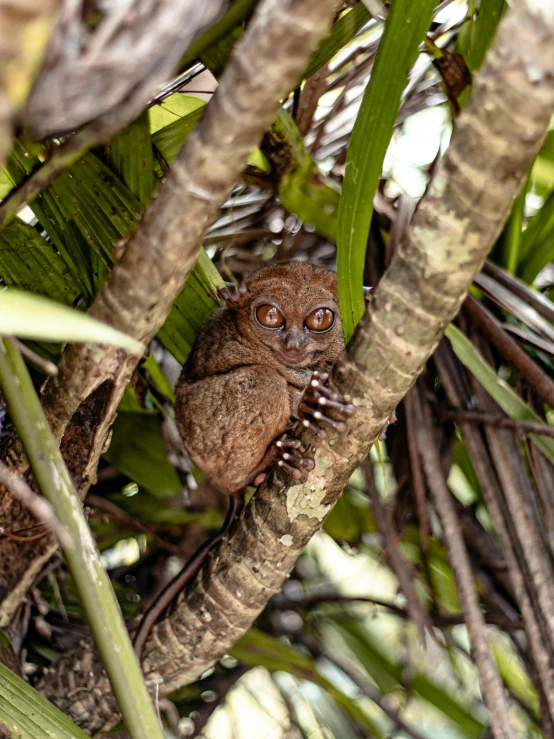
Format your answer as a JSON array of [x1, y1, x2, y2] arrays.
[[441, 409, 554, 439], [149, 62, 205, 105], [403, 390, 431, 546], [277, 591, 523, 630], [0, 461, 67, 547], [85, 493, 185, 557], [6, 337, 58, 377], [483, 260, 554, 327], [362, 464, 434, 638], [414, 387, 517, 739], [300, 634, 428, 739], [435, 342, 554, 726]]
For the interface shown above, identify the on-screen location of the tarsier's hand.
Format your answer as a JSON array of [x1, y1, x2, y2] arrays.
[[298, 370, 355, 438], [258, 373, 356, 485]]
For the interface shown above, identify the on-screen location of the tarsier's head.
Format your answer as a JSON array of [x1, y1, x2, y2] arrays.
[[234, 262, 344, 369]]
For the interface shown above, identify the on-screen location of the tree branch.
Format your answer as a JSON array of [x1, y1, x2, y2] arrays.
[[434, 342, 554, 724], [0, 0, 341, 619], [414, 387, 516, 739], [34, 0, 554, 731], [441, 409, 554, 439], [22, 0, 227, 138]]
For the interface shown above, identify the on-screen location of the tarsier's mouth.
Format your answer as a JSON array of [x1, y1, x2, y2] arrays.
[[276, 350, 312, 366]]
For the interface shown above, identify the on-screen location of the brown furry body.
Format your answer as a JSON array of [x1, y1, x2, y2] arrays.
[[175, 262, 344, 495]]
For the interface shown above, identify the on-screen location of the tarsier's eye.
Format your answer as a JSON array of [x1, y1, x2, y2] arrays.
[[305, 307, 335, 332], [256, 304, 285, 329]]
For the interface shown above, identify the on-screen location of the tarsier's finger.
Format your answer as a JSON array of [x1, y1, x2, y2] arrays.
[[310, 379, 351, 403], [306, 378, 335, 399], [300, 415, 327, 438], [299, 403, 347, 432], [277, 459, 302, 479], [314, 414, 347, 432], [280, 450, 302, 462], [276, 435, 303, 450], [310, 392, 355, 417], [281, 449, 314, 466], [280, 450, 315, 471], [378, 411, 398, 441], [306, 379, 355, 415], [302, 416, 327, 439]]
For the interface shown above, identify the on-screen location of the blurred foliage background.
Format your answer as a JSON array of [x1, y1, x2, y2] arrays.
[[2, 0, 554, 736]]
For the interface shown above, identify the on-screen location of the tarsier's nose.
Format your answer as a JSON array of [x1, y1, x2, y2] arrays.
[[284, 328, 302, 351]]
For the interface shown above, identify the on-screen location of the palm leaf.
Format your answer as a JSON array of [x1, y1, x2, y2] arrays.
[[0, 662, 88, 739]]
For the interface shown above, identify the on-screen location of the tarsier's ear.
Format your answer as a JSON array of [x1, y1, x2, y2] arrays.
[[217, 282, 250, 309]]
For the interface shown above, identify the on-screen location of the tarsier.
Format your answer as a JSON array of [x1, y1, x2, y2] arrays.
[[134, 261, 354, 656]]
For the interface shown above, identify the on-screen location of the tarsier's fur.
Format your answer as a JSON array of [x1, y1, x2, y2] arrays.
[[176, 262, 344, 495]]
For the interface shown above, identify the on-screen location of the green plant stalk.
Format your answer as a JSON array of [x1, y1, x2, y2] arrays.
[[336, 0, 437, 341], [0, 339, 164, 739], [517, 183, 554, 283], [503, 174, 528, 274], [466, 0, 505, 72]]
